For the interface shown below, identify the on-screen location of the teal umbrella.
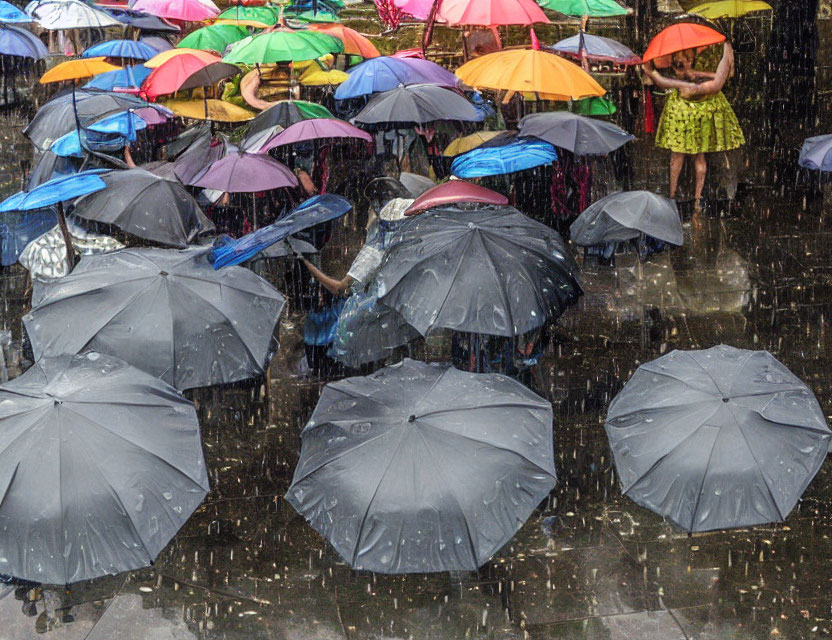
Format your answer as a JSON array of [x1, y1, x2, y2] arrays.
[[538, 0, 629, 17]]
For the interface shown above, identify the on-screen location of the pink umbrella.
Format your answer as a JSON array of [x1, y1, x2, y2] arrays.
[[132, 0, 218, 22], [256, 118, 372, 154], [393, 48, 425, 59], [190, 153, 298, 192], [404, 181, 508, 216], [436, 0, 549, 25], [394, 0, 432, 19]]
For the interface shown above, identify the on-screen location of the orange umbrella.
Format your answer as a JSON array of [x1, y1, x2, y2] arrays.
[[642, 23, 725, 64], [145, 48, 220, 69], [40, 57, 121, 84], [306, 24, 381, 58], [455, 47, 604, 100]]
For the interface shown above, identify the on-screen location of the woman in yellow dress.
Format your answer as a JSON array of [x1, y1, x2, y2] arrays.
[[643, 42, 744, 212]]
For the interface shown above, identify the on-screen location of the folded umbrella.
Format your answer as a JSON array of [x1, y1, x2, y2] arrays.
[[0, 352, 209, 584], [605, 345, 832, 532], [353, 83, 479, 126], [286, 358, 556, 573], [189, 152, 297, 192], [25, 247, 286, 390], [570, 190, 683, 246], [82, 39, 158, 61], [518, 111, 634, 155], [451, 139, 557, 178]]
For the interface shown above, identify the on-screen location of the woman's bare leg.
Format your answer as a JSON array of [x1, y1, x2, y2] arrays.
[[694, 153, 707, 210], [669, 152, 685, 199]]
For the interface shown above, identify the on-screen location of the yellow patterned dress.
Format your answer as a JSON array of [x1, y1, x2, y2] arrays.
[[655, 89, 745, 154]]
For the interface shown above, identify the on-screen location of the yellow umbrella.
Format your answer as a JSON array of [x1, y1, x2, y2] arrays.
[[689, 0, 772, 18], [163, 98, 255, 122], [443, 131, 503, 156], [145, 48, 220, 68], [455, 48, 605, 101], [214, 18, 271, 28], [297, 61, 348, 86], [40, 57, 121, 84]]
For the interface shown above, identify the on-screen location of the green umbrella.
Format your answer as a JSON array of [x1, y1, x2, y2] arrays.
[[217, 5, 279, 25], [177, 24, 249, 52], [294, 9, 340, 22], [573, 96, 616, 116], [223, 30, 344, 64], [538, 0, 629, 17]]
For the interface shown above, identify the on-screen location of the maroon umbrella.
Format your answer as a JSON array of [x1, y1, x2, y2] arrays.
[[189, 153, 298, 192], [256, 118, 373, 154], [404, 181, 508, 216]]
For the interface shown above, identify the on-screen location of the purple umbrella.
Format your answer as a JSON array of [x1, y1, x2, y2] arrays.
[[189, 153, 298, 192], [0, 24, 49, 60], [254, 118, 373, 153], [334, 56, 458, 100]]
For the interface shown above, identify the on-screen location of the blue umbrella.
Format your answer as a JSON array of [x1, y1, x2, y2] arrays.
[[0, 210, 57, 266], [0, 23, 48, 59], [81, 39, 158, 60], [103, 7, 180, 32], [334, 56, 457, 100], [84, 64, 151, 91], [451, 139, 558, 178], [0, 0, 32, 23], [210, 194, 352, 268], [799, 134, 832, 172], [51, 111, 147, 157]]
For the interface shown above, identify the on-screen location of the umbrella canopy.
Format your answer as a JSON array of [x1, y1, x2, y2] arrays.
[[549, 33, 640, 64], [404, 181, 508, 215], [25, 247, 286, 390], [0, 0, 31, 22], [538, 0, 629, 17], [131, 0, 218, 22], [574, 96, 616, 116], [72, 169, 215, 248], [455, 48, 605, 100], [286, 358, 556, 573], [375, 206, 582, 336], [84, 64, 152, 91], [245, 100, 333, 140], [436, 0, 549, 25], [569, 190, 683, 246], [292, 8, 339, 22], [177, 61, 239, 91], [798, 134, 832, 171], [518, 111, 633, 155], [0, 23, 48, 59], [141, 52, 219, 99], [24, 90, 154, 149], [335, 56, 458, 100], [689, 0, 772, 18], [172, 129, 227, 183], [353, 84, 479, 126], [40, 58, 121, 84], [451, 139, 557, 178], [443, 131, 503, 156], [177, 24, 248, 52], [0, 352, 209, 585], [254, 118, 372, 153], [297, 65, 348, 86], [210, 194, 352, 268], [165, 97, 254, 121], [0, 171, 106, 212], [189, 153, 297, 192], [82, 39, 158, 60], [145, 47, 219, 68], [306, 23, 380, 58], [105, 7, 181, 32], [642, 23, 725, 63], [223, 29, 343, 64], [605, 345, 832, 533], [25, 0, 122, 29], [217, 5, 278, 24]]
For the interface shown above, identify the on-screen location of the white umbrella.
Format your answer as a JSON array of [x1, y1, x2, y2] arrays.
[[26, 0, 121, 29]]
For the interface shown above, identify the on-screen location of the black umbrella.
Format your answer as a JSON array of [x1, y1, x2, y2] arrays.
[[0, 352, 209, 584], [23, 89, 156, 150], [518, 111, 634, 156], [606, 345, 832, 532], [374, 205, 583, 337], [178, 61, 240, 92], [570, 191, 683, 247], [72, 169, 215, 248], [25, 247, 286, 390], [164, 123, 211, 159], [172, 131, 230, 185], [286, 358, 556, 573], [353, 84, 480, 126], [245, 100, 333, 140]]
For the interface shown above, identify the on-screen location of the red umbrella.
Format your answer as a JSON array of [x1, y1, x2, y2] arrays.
[[404, 181, 508, 216], [436, 0, 549, 25], [189, 153, 298, 192], [141, 52, 218, 100], [256, 118, 372, 153], [642, 23, 725, 65]]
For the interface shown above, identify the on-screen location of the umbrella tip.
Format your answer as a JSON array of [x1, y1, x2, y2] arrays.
[[408, 414, 416, 423]]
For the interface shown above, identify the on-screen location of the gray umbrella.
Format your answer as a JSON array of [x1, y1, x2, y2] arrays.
[[71, 169, 215, 248], [352, 84, 479, 126], [605, 345, 831, 533], [570, 190, 683, 246], [0, 352, 209, 584], [374, 205, 583, 337], [25, 247, 286, 390], [518, 111, 634, 156], [286, 358, 556, 573]]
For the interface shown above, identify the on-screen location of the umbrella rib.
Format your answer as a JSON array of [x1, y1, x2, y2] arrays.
[[636, 364, 715, 395], [416, 400, 551, 421], [607, 398, 718, 423], [727, 350, 757, 397], [477, 231, 516, 335], [426, 231, 476, 334], [686, 423, 722, 533], [683, 351, 727, 396]]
